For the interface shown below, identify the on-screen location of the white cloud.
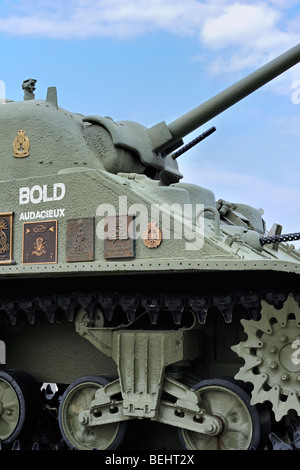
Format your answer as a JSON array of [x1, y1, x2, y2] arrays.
[[0, 0, 206, 39], [0, 1, 295, 41], [0, 1, 299, 76], [199, 2, 300, 76], [201, 4, 280, 50]]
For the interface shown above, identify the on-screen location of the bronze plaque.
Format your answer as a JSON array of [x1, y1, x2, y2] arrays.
[[0, 212, 14, 264], [23, 220, 57, 264], [104, 215, 135, 259], [143, 222, 162, 248], [66, 217, 94, 262]]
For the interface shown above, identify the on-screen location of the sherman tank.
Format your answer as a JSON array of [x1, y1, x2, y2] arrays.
[[0, 44, 300, 451]]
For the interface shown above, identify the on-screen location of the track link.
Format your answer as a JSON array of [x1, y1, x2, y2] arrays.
[[0, 289, 287, 327]]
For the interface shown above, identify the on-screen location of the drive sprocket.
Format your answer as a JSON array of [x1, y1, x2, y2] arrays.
[[232, 293, 300, 421]]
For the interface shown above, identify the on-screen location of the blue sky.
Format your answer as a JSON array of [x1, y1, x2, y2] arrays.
[[1, 0, 300, 235]]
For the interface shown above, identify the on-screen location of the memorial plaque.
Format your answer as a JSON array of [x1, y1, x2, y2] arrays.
[[104, 215, 135, 259], [143, 222, 162, 248], [0, 212, 14, 264], [23, 220, 57, 264], [66, 217, 94, 262]]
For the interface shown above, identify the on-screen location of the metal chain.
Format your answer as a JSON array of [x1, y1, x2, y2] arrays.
[[260, 232, 300, 245]]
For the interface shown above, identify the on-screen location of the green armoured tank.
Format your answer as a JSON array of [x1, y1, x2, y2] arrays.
[[0, 44, 300, 451]]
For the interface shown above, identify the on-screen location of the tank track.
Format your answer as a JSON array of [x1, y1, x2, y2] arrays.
[[0, 288, 292, 327], [0, 287, 299, 450]]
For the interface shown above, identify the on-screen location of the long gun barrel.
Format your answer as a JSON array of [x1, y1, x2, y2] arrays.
[[84, 43, 300, 180], [152, 43, 300, 153]]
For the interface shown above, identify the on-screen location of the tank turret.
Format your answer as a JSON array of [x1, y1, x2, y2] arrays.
[[84, 43, 300, 181], [2, 44, 300, 184]]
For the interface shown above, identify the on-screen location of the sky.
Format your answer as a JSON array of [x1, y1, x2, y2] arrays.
[[1, 0, 300, 235]]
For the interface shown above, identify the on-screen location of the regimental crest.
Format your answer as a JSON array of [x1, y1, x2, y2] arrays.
[[13, 129, 30, 158], [143, 222, 162, 248], [0, 212, 14, 264], [0, 219, 9, 255], [32, 237, 47, 257], [23, 220, 57, 264]]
